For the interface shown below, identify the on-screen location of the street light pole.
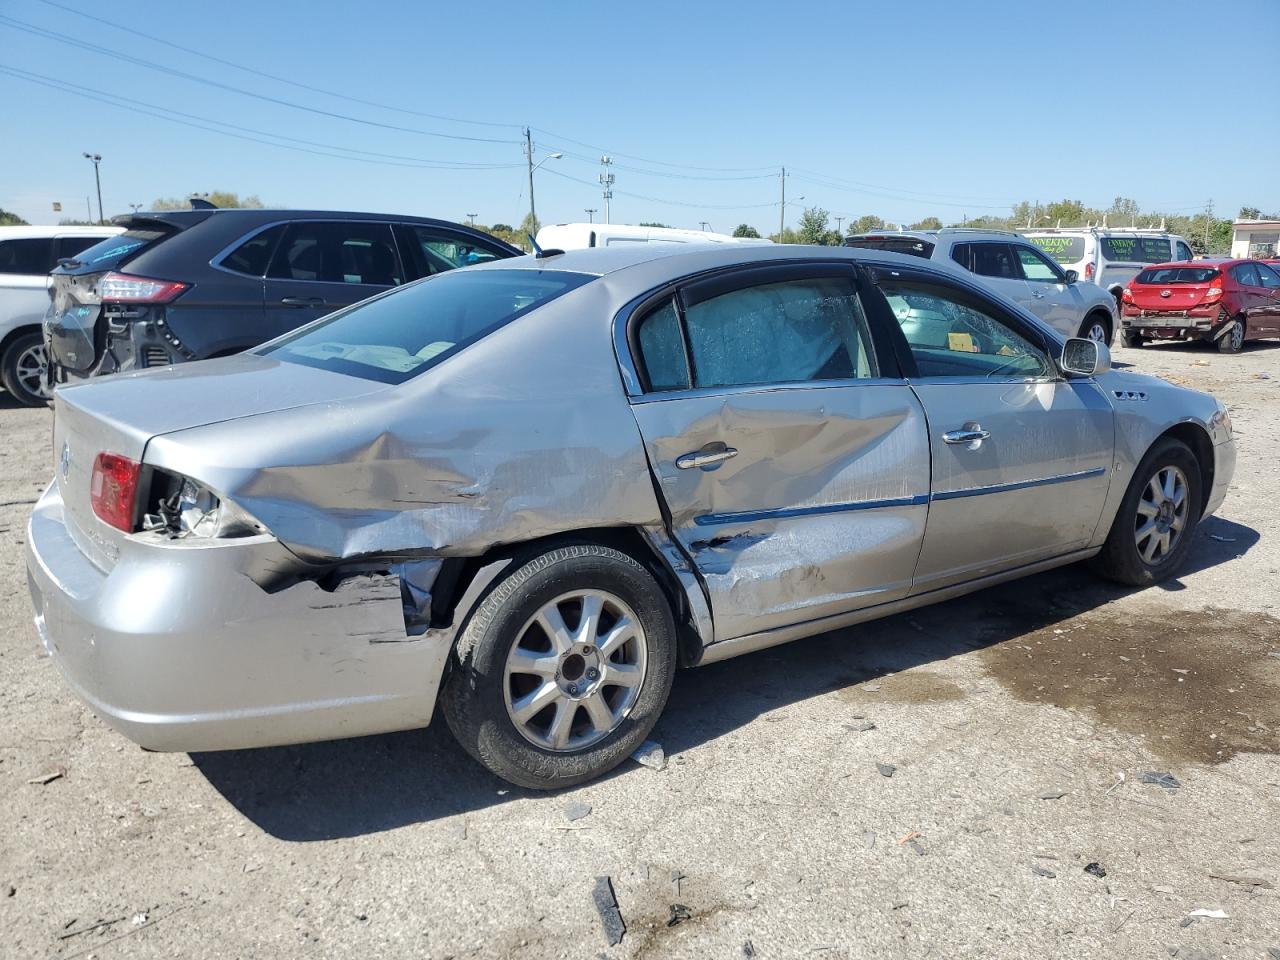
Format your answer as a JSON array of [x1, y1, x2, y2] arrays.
[[466, 213, 477, 226], [584, 208, 596, 223], [82, 153, 103, 224], [522, 128, 561, 230], [779, 166, 785, 241]]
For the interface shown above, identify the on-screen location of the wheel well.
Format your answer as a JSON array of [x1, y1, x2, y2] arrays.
[[1084, 308, 1112, 332], [431, 527, 706, 666], [1160, 422, 1215, 515], [0, 324, 41, 360]]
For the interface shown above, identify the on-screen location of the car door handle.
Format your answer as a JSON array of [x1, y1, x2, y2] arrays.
[[280, 296, 325, 307], [1032, 291, 1046, 299], [942, 427, 991, 445], [676, 446, 739, 470]]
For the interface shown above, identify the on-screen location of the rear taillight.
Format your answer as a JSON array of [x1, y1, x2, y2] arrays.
[[90, 452, 141, 532], [1121, 287, 1133, 303], [1084, 262, 1095, 280], [97, 272, 188, 304], [1203, 286, 1222, 305]]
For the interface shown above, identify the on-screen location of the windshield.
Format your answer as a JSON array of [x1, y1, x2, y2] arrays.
[[1028, 235, 1086, 263], [1134, 267, 1220, 284], [844, 236, 934, 258], [263, 268, 595, 384]]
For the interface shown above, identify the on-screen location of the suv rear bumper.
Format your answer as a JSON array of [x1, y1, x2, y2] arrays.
[[25, 482, 447, 753]]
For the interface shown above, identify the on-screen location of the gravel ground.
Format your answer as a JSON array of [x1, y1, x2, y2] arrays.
[[1, 339, 1277, 960]]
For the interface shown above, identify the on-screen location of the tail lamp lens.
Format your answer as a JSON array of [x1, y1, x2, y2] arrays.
[[1084, 262, 1095, 280], [1121, 287, 1133, 303], [97, 272, 188, 304], [90, 452, 141, 532], [1204, 286, 1222, 304]]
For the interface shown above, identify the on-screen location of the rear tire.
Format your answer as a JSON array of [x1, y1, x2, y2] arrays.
[[1119, 328, 1144, 348], [1090, 438, 1202, 587], [1217, 316, 1245, 353], [442, 543, 677, 789], [0, 331, 52, 407]]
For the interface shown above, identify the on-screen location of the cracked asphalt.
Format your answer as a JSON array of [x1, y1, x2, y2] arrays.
[[1, 339, 1278, 959]]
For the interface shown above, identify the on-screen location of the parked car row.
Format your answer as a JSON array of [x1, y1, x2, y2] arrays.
[[1120, 258, 1280, 352], [26, 238, 1236, 788]]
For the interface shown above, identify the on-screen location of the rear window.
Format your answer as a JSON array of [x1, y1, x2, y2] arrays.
[[263, 268, 595, 384], [1134, 267, 1219, 284], [844, 236, 935, 258], [1028, 235, 1086, 263], [1101, 237, 1170, 264], [60, 228, 170, 273]]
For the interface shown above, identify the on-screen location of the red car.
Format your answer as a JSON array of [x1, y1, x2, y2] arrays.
[[1120, 259, 1280, 353]]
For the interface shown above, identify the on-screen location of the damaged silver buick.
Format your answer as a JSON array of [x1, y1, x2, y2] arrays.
[[26, 244, 1235, 788]]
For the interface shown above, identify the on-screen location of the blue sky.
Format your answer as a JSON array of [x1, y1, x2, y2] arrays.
[[2, 0, 1277, 230]]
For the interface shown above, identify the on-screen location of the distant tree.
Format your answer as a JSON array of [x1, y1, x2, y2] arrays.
[[852, 214, 885, 235], [768, 227, 801, 244], [797, 206, 841, 245], [515, 212, 541, 251], [472, 223, 523, 248], [57, 218, 97, 226], [732, 224, 760, 238], [150, 191, 265, 210], [1043, 198, 1090, 226], [1107, 197, 1139, 225], [490, 223, 514, 233], [0, 208, 28, 226], [638, 221, 672, 228], [1239, 206, 1262, 220], [908, 216, 942, 230]]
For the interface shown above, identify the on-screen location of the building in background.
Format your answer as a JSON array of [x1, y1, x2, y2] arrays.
[[1231, 219, 1280, 259]]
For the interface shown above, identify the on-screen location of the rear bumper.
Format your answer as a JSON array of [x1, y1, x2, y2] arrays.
[[1121, 306, 1224, 340], [25, 482, 449, 752]]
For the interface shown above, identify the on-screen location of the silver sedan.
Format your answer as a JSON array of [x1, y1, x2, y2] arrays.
[[26, 244, 1236, 788]]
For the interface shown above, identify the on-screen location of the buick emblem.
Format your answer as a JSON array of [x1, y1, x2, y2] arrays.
[[59, 441, 71, 479], [1160, 289, 1172, 298]]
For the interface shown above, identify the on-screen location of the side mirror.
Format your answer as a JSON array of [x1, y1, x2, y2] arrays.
[[1063, 269, 1078, 284], [1060, 337, 1110, 377]]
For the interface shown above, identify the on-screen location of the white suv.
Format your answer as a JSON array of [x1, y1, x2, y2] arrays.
[[0, 224, 121, 405], [845, 228, 1119, 343], [1024, 227, 1195, 308]]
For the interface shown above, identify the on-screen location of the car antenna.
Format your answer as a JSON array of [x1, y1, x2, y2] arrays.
[[527, 233, 564, 259]]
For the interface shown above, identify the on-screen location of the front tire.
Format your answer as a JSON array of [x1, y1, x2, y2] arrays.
[[442, 543, 677, 789], [1079, 312, 1112, 346], [1091, 438, 1202, 587], [1, 331, 53, 407]]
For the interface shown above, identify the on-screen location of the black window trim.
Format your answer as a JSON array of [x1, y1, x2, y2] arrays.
[[619, 259, 903, 399], [261, 219, 406, 287]]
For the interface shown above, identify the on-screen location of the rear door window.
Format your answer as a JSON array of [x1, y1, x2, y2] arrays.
[[268, 222, 403, 286], [219, 224, 286, 277], [969, 243, 1020, 279], [395, 225, 511, 280], [0, 238, 53, 275]]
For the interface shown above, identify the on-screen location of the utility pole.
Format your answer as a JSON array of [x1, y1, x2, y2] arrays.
[[466, 213, 477, 226], [524, 128, 536, 228], [584, 208, 596, 223], [599, 156, 614, 224], [83, 153, 103, 224], [779, 166, 786, 242], [1203, 198, 1214, 252], [129, 203, 142, 213], [699, 221, 710, 232], [835, 216, 844, 236]]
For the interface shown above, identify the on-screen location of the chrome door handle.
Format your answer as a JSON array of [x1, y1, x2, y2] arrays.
[[676, 446, 739, 470], [1032, 291, 1046, 299], [942, 427, 991, 445]]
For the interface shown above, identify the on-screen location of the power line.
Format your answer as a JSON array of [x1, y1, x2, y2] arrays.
[[0, 14, 521, 145], [542, 167, 777, 211]]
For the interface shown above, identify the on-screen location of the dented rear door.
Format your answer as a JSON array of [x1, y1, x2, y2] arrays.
[[624, 264, 930, 641]]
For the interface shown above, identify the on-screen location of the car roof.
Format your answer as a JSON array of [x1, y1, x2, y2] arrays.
[[112, 208, 500, 232]]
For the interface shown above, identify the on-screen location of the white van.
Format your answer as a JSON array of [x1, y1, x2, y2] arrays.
[[0, 224, 122, 405], [1023, 227, 1195, 306], [535, 222, 772, 251]]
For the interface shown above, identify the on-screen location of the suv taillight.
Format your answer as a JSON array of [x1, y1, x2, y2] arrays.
[[90, 452, 141, 532], [1084, 262, 1095, 280], [98, 272, 188, 304], [1203, 286, 1223, 305]]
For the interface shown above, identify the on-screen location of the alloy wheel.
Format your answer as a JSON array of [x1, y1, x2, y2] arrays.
[[1134, 465, 1189, 564], [503, 590, 648, 751], [14, 343, 52, 400], [1230, 321, 1244, 351], [1086, 320, 1108, 343]]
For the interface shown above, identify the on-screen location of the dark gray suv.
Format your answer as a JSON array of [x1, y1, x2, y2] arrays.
[[45, 208, 519, 384]]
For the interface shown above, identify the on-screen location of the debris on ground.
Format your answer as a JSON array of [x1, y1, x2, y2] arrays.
[[56, 917, 125, 940], [4, 883, 14, 898], [26, 768, 65, 785], [1180, 915, 1200, 929], [1187, 908, 1229, 920], [1153, 884, 1175, 894], [1142, 771, 1182, 790], [131, 911, 149, 925], [876, 763, 896, 778], [592, 876, 625, 946], [671, 870, 684, 897], [845, 720, 877, 732], [631, 741, 666, 771], [863, 683, 882, 692], [1084, 862, 1107, 879], [1037, 789, 1068, 800], [1208, 872, 1273, 889], [564, 801, 592, 822], [742, 940, 756, 958], [1032, 865, 1057, 878], [906, 839, 925, 856], [896, 831, 921, 845], [667, 904, 692, 927], [863, 831, 876, 850]]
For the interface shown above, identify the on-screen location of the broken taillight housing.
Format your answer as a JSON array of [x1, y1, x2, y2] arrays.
[[1203, 286, 1223, 305], [97, 272, 189, 304], [90, 452, 141, 532], [1121, 287, 1133, 303], [141, 469, 266, 539]]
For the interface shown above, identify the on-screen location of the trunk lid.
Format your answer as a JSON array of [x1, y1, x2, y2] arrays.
[[1128, 267, 1220, 312], [52, 353, 393, 571]]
